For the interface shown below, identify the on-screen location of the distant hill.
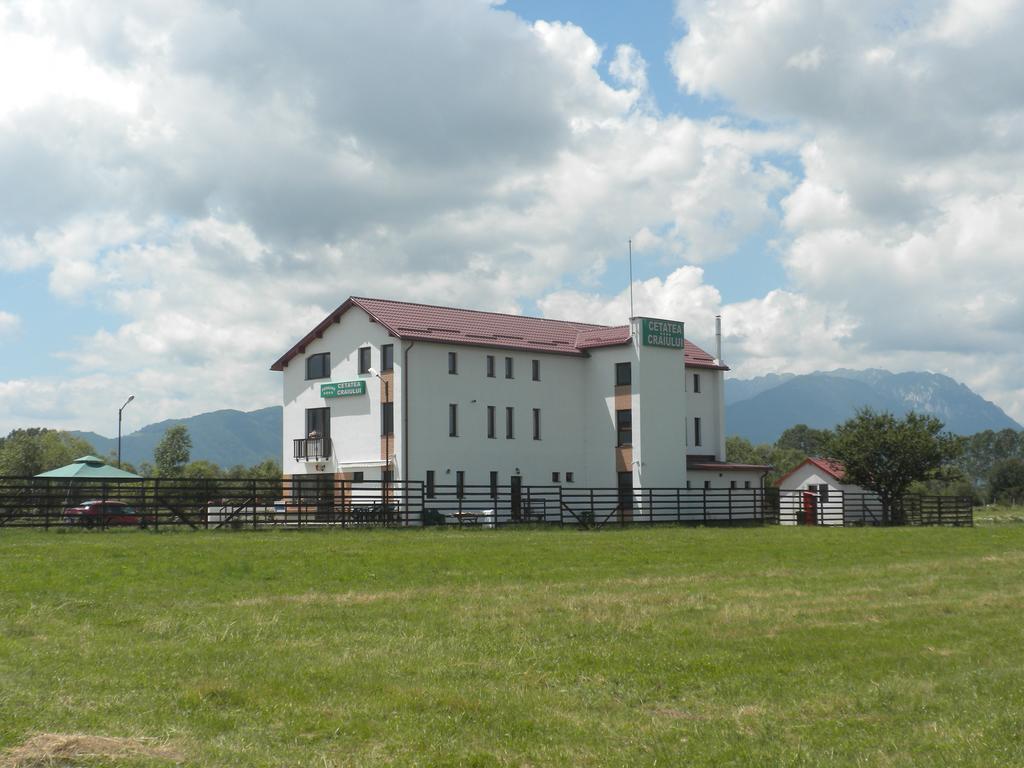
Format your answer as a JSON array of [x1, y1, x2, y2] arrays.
[[72, 406, 282, 468], [726, 369, 1022, 444]]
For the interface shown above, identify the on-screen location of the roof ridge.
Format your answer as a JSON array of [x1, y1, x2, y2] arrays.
[[350, 296, 616, 331]]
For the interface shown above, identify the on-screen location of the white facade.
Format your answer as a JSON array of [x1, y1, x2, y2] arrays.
[[275, 300, 764, 493], [777, 459, 881, 525]]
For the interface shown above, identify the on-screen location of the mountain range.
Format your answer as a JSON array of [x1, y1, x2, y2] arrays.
[[726, 369, 1022, 444], [72, 406, 282, 469], [67, 369, 1020, 466]]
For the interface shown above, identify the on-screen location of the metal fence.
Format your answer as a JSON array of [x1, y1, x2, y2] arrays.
[[0, 477, 972, 530]]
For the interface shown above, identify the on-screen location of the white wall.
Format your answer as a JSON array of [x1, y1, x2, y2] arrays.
[[281, 307, 397, 478], [633, 318, 688, 488], [581, 345, 636, 488], [405, 342, 588, 489], [685, 368, 725, 461]]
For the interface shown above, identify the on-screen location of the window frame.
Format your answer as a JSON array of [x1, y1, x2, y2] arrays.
[[694, 417, 702, 447], [615, 362, 631, 386], [449, 403, 458, 437], [505, 406, 515, 439], [486, 355, 495, 378], [532, 408, 541, 441], [505, 356, 514, 379], [531, 359, 540, 381], [616, 408, 632, 446], [487, 406, 496, 439], [382, 344, 394, 372], [448, 351, 458, 374], [305, 352, 331, 380], [692, 373, 701, 393], [358, 347, 371, 375], [381, 401, 394, 436]]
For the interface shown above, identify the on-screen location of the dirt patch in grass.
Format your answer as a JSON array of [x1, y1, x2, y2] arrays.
[[1, 733, 183, 767]]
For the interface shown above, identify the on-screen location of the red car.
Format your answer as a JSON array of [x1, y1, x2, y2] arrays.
[[63, 500, 153, 528]]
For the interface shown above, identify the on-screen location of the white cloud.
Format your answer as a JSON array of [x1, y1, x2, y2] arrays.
[[0, 310, 19, 338]]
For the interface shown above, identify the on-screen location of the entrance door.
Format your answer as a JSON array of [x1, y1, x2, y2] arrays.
[[802, 490, 818, 525], [510, 475, 522, 521]]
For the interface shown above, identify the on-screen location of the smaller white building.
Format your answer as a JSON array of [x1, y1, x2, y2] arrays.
[[776, 457, 882, 525]]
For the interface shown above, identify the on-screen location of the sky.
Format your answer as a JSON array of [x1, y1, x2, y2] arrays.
[[1, 0, 1023, 437]]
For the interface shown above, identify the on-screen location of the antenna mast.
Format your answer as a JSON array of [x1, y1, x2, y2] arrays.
[[628, 239, 634, 319]]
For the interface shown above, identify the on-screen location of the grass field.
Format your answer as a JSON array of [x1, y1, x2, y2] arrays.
[[2, 526, 1024, 767]]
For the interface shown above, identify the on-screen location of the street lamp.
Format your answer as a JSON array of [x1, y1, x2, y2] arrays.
[[117, 395, 135, 468], [368, 367, 391, 494]]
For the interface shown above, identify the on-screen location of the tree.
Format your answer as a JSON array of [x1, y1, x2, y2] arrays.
[[776, 424, 834, 456], [989, 459, 1024, 505], [181, 460, 222, 479], [0, 429, 96, 476], [830, 408, 964, 524], [153, 426, 192, 476]]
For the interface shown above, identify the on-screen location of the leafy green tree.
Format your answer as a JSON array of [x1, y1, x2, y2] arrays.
[[831, 408, 964, 524], [153, 426, 192, 476], [181, 460, 223, 479], [776, 424, 834, 456], [988, 459, 1024, 505], [0, 428, 96, 476]]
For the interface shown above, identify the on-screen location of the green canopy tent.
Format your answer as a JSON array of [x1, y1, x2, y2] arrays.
[[35, 455, 143, 481], [34, 455, 144, 510]]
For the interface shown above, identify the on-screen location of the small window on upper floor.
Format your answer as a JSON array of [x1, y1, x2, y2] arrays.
[[552, 471, 560, 483], [486, 355, 495, 378], [615, 362, 631, 386], [382, 344, 394, 372], [532, 359, 540, 381], [448, 351, 458, 374], [358, 347, 371, 374], [505, 356, 514, 379], [306, 352, 330, 380], [565, 472, 574, 483], [693, 373, 701, 393]]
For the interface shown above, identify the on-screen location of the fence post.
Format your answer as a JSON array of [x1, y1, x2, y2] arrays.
[[676, 488, 681, 524], [702, 487, 707, 525], [728, 487, 733, 525]]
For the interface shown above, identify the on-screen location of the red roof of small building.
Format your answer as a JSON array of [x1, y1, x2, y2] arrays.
[[270, 296, 729, 371], [775, 457, 847, 487]]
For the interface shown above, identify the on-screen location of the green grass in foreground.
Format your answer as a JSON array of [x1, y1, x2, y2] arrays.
[[1, 526, 1024, 767]]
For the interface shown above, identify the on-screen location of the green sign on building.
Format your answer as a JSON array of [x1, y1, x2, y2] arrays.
[[640, 317, 685, 349], [321, 380, 367, 398]]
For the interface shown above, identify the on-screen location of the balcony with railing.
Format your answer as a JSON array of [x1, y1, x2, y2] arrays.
[[293, 437, 331, 461]]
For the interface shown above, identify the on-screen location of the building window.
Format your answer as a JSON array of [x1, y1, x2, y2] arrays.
[[489, 471, 498, 499], [448, 351, 458, 374], [818, 484, 830, 503], [617, 471, 633, 510], [505, 357, 514, 379], [306, 352, 330, 380], [456, 470, 465, 498], [381, 402, 394, 436], [306, 407, 330, 442], [615, 362, 631, 386], [486, 355, 495, 378], [686, 480, 692, 489], [693, 373, 701, 393], [532, 360, 540, 381], [552, 471, 560, 483], [449, 404, 458, 437], [382, 344, 394, 372], [616, 409, 632, 446], [487, 406, 496, 439], [566, 472, 574, 483], [358, 347, 371, 374], [730, 480, 737, 489], [426, 470, 435, 498], [744, 480, 752, 489], [694, 417, 702, 447], [352, 471, 364, 483], [532, 408, 541, 440], [506, 407, 515, 439], [704, 480, 711, 489]]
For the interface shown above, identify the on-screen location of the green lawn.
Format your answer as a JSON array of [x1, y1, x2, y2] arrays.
[[1, 526, 1023, 767]]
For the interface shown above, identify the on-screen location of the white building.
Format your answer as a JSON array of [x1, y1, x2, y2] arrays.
[[776, 457, 882, 525], [271, 297, 767, 501]]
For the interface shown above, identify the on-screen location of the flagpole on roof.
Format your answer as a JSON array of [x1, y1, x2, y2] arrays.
[[628, 239, 634, 319]]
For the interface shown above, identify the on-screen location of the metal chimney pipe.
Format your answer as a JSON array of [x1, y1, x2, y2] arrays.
[[715, 315, 723, 364]]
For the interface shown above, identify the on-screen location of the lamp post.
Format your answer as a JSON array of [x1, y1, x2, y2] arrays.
[[368, 368, 391, 495], [117, 395, 135, 468]]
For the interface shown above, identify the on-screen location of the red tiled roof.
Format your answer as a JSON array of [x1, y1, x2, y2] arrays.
[[775, 457, 847, 486], [271, 296, 728, 371]]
